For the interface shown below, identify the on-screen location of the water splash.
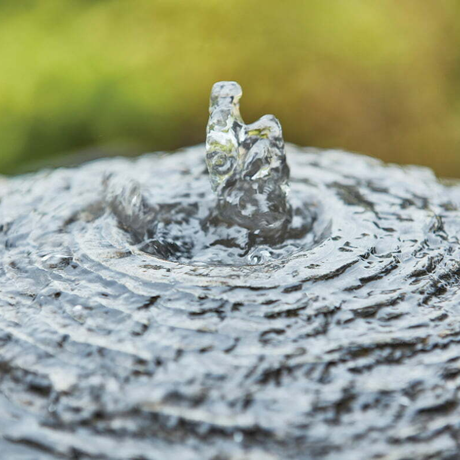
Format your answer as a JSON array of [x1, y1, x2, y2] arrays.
[[206, 82, 290, 239], [102, 83, 314, 265]]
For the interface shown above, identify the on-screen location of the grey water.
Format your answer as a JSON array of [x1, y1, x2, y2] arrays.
[[1, 83, 460, 459]]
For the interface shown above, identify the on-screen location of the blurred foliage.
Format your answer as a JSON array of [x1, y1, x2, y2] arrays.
[[1, 0, 460, 176]]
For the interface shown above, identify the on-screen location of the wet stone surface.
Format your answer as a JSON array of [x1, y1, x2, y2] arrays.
[[1, 145, 460, 459]]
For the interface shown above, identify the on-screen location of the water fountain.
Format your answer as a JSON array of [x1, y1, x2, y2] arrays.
[[1, 82, 460, 459]]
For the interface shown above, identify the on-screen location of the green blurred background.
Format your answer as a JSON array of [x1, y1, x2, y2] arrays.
[[1, 0, 460, 176]]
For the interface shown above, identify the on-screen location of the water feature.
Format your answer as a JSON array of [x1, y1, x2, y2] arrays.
[[107, 81, 319, 267], [1, 83, 460, 459]]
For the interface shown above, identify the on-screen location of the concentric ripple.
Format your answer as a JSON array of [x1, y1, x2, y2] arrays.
[[1, 144, 460, 459]]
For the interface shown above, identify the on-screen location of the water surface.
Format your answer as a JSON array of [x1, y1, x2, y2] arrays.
[[1, 145, 460, 459]]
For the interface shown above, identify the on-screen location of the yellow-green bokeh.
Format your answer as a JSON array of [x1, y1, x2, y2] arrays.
[[1, 0, 460, 176]]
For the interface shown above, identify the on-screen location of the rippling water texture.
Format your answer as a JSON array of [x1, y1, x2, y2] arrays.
[[1, 145, 460, 459]]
